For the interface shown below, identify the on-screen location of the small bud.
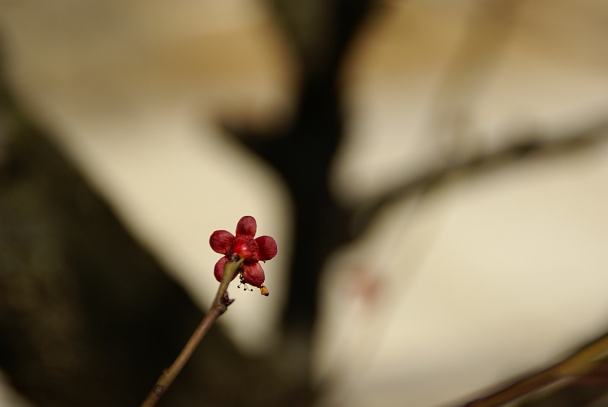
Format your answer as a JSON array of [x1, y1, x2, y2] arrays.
[[260, 286, 269, 296]]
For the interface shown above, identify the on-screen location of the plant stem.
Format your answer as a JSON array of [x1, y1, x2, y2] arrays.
[[461, 333, 608, 407], [140, 258, 243, 407]]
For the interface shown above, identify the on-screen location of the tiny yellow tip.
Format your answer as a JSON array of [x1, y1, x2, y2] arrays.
[[260, 286, 269, 296]]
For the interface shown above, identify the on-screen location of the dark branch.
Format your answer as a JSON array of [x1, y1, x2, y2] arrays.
[[352, 118, 608, 237]]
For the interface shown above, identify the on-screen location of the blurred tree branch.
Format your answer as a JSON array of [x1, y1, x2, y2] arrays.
[[460, 332, 608, 407], [352, 117, 608, 237]]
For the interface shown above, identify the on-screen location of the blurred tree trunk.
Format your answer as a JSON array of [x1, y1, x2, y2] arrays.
[[226, 0, 376, 397], [233, 0, 375, 332]]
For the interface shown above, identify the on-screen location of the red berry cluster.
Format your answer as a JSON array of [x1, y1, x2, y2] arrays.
[[210, 216, 277, 294]]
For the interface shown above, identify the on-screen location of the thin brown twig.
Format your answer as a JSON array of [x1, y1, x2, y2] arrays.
[[140, 258, 244, 407], [460, 332, 608, 407]]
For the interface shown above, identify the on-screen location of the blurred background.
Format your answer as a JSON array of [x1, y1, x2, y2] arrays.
[[0, 0, 608, 406]]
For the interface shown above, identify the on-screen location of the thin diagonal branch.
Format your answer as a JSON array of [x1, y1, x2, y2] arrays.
[[459, 332, 608, 407], [140, 258, 243, 407], [352, 118, 608, 237]]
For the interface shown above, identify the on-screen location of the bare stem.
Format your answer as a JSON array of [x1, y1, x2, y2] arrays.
[[460, 333, 608, 407], [140, 258, 244, 407]]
